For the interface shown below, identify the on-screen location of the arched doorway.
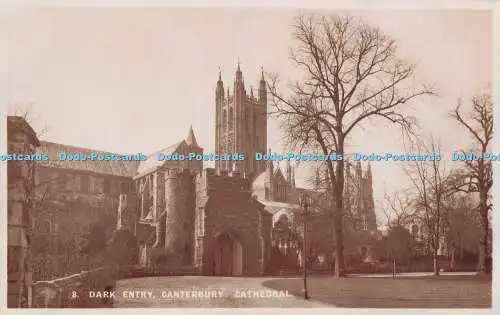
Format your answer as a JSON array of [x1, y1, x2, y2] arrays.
[[214, 232, 243, 276]]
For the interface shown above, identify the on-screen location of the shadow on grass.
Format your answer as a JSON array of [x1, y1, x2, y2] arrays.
[[262, 275, 491, 308]]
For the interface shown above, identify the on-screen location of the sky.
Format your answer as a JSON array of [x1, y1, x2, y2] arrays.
[[3, 7, 493, 225]]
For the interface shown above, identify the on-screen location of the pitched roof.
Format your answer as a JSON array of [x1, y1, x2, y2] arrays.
[[36, 141, 140, 177], [135, 141, 184, 175]]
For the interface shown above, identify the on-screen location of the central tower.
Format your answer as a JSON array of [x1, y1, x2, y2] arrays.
[[214, 62, 268, 179]]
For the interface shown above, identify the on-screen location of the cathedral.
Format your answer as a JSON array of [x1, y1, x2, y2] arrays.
[[14, 63, 377, 280]]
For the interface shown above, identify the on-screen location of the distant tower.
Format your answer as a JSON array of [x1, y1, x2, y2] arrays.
[[355, 160, 362, 179], [355, 161, 365, 230], [214, 62, 268, 178], [366, 162, 372, 182], [363, 163, 377, 231], [215, 70, 225, 172]]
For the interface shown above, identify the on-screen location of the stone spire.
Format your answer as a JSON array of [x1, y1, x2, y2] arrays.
[[216, 68, 224, 99], [186, 125, 198, 147], [259, 66, 267, 104], [235, 58, 243, 82]]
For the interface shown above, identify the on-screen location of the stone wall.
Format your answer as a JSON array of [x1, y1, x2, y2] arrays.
[[7, 116, 40, 308], [195, 168, 270, 276]]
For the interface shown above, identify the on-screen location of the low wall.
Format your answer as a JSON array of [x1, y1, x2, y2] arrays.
[[31, 265, 136, 308]]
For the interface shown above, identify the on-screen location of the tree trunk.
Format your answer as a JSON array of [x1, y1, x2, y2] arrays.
[[477, 201, 490, 274], [449, 247, 456, 271], [433, 251, 440, 276], [330, 147, 346, 278], [333, 213, 345, 277]]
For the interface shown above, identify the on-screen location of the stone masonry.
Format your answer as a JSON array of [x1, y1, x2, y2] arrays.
[[7, 116, 40, 307]]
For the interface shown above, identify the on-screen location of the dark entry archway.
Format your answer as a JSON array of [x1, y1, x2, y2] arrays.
[[214, 232, 243, 276]]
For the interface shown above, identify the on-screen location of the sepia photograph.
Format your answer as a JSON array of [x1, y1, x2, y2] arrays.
[[3, 2, 495, 310]]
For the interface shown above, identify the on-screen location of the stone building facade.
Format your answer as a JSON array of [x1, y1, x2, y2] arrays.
[[7, 65, 378, 283], [7, 116, 40, 307]]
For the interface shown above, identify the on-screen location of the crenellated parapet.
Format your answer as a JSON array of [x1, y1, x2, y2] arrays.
[[196, 167, 252, 198]]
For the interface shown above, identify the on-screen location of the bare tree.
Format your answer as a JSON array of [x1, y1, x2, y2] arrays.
[[449, 92, 493, 274], [9, 103, 51, 136], [381, 189, 418, 274], [403, 136, 450, 276], [382, 189, 417, 229], [443, 193, 481, 271], [267, 14, 435, 277]]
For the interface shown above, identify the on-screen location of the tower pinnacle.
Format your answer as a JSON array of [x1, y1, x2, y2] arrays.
[[235, 59, 243, 82], [186, 125, 199, 147], [259, 66, 267, 103], [216, 67, 224, 97]]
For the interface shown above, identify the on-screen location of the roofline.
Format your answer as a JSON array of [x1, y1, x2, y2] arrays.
[[38, 140, 125, 156], [36, 164, 135, 179], [133, 166, 160, 180]]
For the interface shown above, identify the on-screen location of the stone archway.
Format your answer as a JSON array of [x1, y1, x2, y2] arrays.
[[214, 232, 243, 276]]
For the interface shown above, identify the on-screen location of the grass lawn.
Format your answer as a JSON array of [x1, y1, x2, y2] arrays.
[[262, 275, 491, 308]]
